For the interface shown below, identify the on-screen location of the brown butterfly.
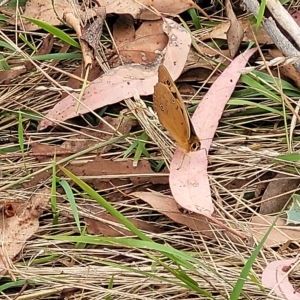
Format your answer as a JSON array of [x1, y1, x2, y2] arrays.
[[153, 65, 200, 152]]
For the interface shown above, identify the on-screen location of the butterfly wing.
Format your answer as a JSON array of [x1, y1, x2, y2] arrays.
[[154, 65, 200, 152], [153, 82, 191, 152]]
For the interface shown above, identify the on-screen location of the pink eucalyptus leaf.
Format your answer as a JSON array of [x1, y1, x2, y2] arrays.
[[169, 48, 258, 215], [262, 256, 300, 300], [38, 18, 191, 130]]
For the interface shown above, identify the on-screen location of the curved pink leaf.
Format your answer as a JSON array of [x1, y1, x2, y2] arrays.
[[262, 256, 300, 300], [169, 48, 257, 215]]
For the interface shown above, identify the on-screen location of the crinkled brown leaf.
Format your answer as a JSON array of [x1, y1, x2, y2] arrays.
[[0, 187, 50, 278]]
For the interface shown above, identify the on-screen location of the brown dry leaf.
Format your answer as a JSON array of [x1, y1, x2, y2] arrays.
[[0, 68, 27, 84], [8, 0, 71, 31], [6, 0, 102, 31], [178, 83, 197, 95], [66, 157, 169, 190], [7, 0, 208, 31], [114, 19, 167, 64], [133, 192, 247, 241], [131, 191, 215, 238], [269, 49, 300, 88], [26, 149, 169, 190], [179, 68, 217, 83], [201, 19, 273, 45], [225, 0, 243, 58], [0, 187, 50, 278], [0, 34, 54, 84], [259, 173, 300, 215], [85, 212, 164, 236], [188, 45, 231, 64], [25, 33, 54, 71], [249, 215, 300, 247], [98, 0, 204, 20], [254, 172, 275, 198], [180, 47, 230, 83], [31, 143, 74, 163], [113, 14, 135, 46], [59, 288, 81, 300]]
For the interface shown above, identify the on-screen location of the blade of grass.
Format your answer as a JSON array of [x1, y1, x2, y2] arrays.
[[51, 155, 58, 225], [188, 8, 201, 29], [22, 17, 80, 48], [256, 0, 266, 31], [18, 112, 27, 173], [59, 179, 81, 232], [19, 33, 37, 52], [59, 166, 151, 241], [229, 214, 282, 299]]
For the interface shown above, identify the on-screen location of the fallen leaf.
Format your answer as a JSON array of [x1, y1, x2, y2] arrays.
[[201, 19, 273, 45], [225, 0, 243, 57], [254, 172, 275, 198], [0, 68, 27, 84], [39, 18, 191, 129], [115, 20, 167, 64], [249, 215, 300, 247], [0, 187, 50, 278], [98, 0, 205, 20], [132, 191, 248, 241], [6, 0, 103, 31], [65, 156, 169, 188], [178, 83, 197, 95], [26, 148, 169, 189], [85, 212, 164, 236], [113, 15, 135, 46], [25, 33, 54, 71], [259, 173, 300, 215], [131, 191, 214, 238], [269, 48, 300, 89], [169, 48, 258, 215], [262, 255, 300, 300]]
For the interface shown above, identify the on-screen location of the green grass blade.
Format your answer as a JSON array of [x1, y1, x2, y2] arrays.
[[51, 158, 58, 225], [22, 16, 80, 48], [59, 179, 81, 232], [228, 99, 285, 117], [19, 33, 37, 51], [229, 216, 277, 299], [188, 8, 201, 29], [256, 0, 266, 31], [59, 166, 151, 241]]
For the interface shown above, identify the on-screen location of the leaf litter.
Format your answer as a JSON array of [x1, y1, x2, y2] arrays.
[[0, 187, 50, 279], [38, 17, 192, 129], [1, 0, 300, 299]]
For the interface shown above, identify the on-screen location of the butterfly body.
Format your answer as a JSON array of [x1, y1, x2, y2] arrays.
[[153, 65, 200, 152]]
